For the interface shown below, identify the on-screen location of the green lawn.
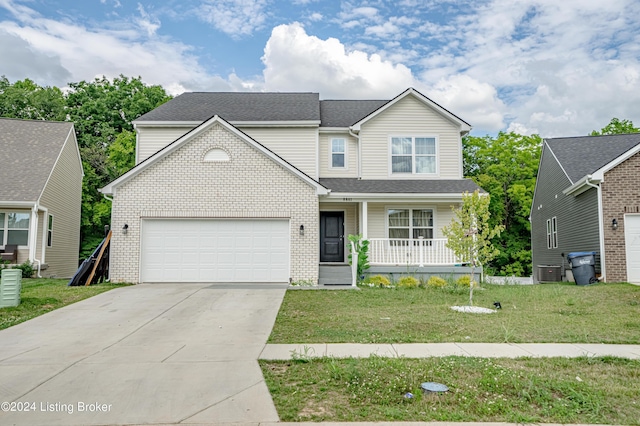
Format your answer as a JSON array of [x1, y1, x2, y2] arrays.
[[269, 282, 640, 343], [261, 356, 640, 424], [0, 278, 131, 330]]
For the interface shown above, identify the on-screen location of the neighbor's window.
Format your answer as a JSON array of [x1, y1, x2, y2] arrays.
[[0, 212, 30, 246], [47, 214, 54, 247], [388, 209, 434, 239], [551, 216, 558, 248], [391, 137, 437, 174], [330, 138, 346, 168]]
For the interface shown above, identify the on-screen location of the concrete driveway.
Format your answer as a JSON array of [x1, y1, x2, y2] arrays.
[[0, 283, 287, 425]]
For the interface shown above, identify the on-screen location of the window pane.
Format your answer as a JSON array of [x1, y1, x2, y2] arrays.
[[389, 228, 410, 239], [332, 153, 345, 167], [415, 156, 436, 174], [413, 228, 433, 239], [413, 210, 433, 227], [0, 229, 3, 245], [8, 213, 29, 229], [392, 156, 412, 173], [388, 209, 409, 227], [391, 137, 412, 154], [415, 138, 435, 155], [331, 139, 345, 153], [7, 230, 28, 245], [0, 213, 4, 224]]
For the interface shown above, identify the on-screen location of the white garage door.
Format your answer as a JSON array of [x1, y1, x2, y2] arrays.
[[625, 214, 640, 284], [140, 219, 290, 283]]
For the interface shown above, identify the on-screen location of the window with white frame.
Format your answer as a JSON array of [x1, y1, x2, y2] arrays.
[[546, 217, 558, 249], [330, 138, 346, 168], [47, 214, 53, 247], [390, 136, 437, 174], [388, 209, 434, 239], [0, 212, 30, 246]]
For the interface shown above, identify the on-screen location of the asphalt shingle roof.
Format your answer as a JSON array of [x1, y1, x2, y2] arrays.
[[0, 118, 74, 202], [319, 100, 388, 127], [135, 92, 321, 122], [319, 178, 483, 194], [546, 133, 640, 183]]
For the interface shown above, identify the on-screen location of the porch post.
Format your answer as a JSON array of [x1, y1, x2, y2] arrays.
[[361, 201, 368, 239], [28, 204, 38, 262]]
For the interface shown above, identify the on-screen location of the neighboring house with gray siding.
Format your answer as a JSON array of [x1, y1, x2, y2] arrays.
[[531, 133, 640, 283], [101, 88, 483, 284], [0, 118, 83, 278]]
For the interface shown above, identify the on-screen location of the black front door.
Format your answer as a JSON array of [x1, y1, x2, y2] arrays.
[[320, 212, 344, 262]]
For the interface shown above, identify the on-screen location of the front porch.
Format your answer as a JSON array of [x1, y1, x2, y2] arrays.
[[368, 238, 461, 266]]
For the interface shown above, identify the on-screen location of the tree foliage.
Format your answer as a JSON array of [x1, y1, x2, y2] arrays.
[[0, 75, 171, 259], [463, 132, 542, 276], [443, 190, 503, 305], [590, 118, 640, 135]]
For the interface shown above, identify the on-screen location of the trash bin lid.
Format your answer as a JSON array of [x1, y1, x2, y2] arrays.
[[567, 251, 596, 259]]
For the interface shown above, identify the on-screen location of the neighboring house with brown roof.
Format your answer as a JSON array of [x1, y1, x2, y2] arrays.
[[0, 118, 83, 278], [101, 88, 483, 284], [531, 133, 640, 284]]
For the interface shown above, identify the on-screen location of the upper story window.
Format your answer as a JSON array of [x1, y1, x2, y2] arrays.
[[330, 138, 346, 168], [0, 212, 30, 247], [390, 136, 437, 174]]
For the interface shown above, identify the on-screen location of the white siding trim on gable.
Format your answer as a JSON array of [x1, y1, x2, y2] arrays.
[[359, 95, 462, 180]]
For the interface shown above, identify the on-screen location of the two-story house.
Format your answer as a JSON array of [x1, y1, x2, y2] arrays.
[[100, 88, 482, 284]]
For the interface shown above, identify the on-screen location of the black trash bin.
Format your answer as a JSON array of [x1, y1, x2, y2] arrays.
[[567, 252, 597, 285]]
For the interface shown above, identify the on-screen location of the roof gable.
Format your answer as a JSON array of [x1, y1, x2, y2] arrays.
[[134, 92, 321, 123], [546, 133, 640, 184], [0, 118, 76, 202], [350, 88, 471, 133], [102, 115, 327, 195]]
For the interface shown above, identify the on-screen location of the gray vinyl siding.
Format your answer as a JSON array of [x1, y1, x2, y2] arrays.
[[531, 146, 600, 281], [359, 96, 462, 180], [38, 133, 83, 278]]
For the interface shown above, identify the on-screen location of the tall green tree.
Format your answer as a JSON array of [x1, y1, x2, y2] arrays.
[[590, 118, 640, 135], [463, 132, 542, 276], [64, 75, 171, 256], [0, 76, 65, 121]]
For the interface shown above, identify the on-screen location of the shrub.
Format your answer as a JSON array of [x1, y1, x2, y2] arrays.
[[366, 275, 391, 288], [396, 276, 419, 289], [456, 275, 478, 287], [15, 261, 35, 278], [427, 276, 447, 288]]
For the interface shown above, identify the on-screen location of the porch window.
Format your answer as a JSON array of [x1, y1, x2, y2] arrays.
[[388, 209, 434, 239], [330, 138, 346, 168], [391, 137, 436, 174], [0, 212, 30, 246]]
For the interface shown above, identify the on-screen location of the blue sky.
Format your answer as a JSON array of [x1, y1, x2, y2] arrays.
[[1, 0, 639, 137]]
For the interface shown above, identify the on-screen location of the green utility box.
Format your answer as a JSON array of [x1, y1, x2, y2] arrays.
[[0, 269, 22, 307]]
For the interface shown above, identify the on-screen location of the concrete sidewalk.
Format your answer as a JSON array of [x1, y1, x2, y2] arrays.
[[261, 342, 640, 360]]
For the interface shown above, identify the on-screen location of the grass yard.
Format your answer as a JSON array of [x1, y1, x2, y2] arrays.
[[261, 356, 640, 424], [0, 278, 131, 330], [269, 282, 640, 344]]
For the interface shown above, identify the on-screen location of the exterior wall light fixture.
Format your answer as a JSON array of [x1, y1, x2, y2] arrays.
[[299, 224, 304, 236], [612, 218, 618, 230], [122, 224, 129, 234]]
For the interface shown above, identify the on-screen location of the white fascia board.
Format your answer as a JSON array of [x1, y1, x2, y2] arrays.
[[232, 120, 320, 127], [101, 115, 328, 196], [319, 127, 350, 133], [133, 121, 202, 127], [0, 201, 37, 208], [322, 192, 465, 203], [351, 88, 472, 133], [563, 173, 604, 196], [598, 142, 640, 176]]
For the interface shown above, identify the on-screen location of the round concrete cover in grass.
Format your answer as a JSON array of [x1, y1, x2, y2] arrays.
[[421, 382, 449, 393]]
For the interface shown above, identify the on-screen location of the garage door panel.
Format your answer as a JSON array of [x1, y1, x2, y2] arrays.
[[625, 214, 640, 283], [140, 219, 290, 283]]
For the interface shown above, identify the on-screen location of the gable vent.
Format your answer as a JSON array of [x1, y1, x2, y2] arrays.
[[203, 148, 230, 162]]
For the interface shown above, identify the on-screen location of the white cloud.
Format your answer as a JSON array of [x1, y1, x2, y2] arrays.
[[199, 0, 269, 38], [136, 3, 160, 37], [261, 22, 415, 98]]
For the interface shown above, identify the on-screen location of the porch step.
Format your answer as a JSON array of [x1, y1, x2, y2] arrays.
[[319, 264, 352, 285]]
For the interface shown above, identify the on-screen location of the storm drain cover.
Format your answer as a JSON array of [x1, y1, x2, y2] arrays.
[[421, 382, 449, 393]]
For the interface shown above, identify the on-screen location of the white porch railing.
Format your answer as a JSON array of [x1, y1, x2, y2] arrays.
[[368, 238, 463, 266]]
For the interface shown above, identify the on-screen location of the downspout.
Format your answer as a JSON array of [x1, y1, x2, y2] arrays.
[[30, 204, 42, 278], [585, 176, 606, 282], [349, 129, 361, 179]]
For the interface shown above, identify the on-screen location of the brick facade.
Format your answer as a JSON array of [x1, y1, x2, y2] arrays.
[[601, 151, 640, 282], [110, 122, 319, 283]]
